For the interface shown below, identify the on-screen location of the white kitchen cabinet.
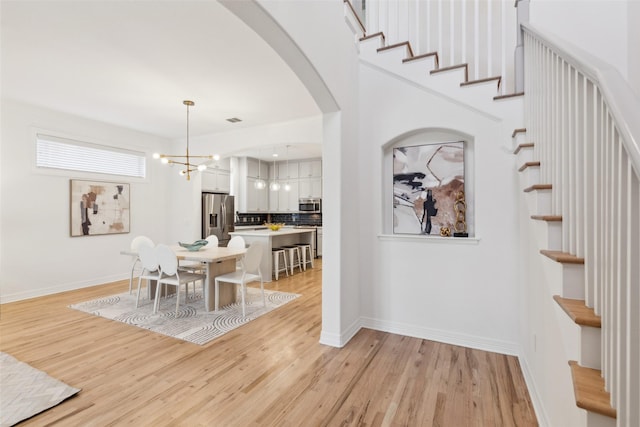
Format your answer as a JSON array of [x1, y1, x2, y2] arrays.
[[278, 161, 298, 179], [201, 168, 230, 193], [268, 181, 298, 212], [246, 177, 269, 212], [247, 158, 269, 180], [298, 177, 322, 198], [298, 160, 322, 178]]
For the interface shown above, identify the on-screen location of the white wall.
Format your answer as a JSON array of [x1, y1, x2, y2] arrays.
[[629, 0, 640, 97], [0, 101, 172, 302], [358, 63, 521, 353], [529, 0, 630, 82]]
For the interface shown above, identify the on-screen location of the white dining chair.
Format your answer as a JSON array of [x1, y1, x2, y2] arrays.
[[135, 242, 163, 308], [155, 244, 206, 316], [129, 235, 154, 294], [214, 242, 264, 317], [227, 235, 246, 270], [205, 235, 219, 248]]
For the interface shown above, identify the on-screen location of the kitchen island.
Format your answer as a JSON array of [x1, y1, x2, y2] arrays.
[[229, 228, 315, 282]]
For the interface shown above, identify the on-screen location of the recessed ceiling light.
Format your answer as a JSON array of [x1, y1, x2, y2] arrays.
[[226, 117, 242, 123]]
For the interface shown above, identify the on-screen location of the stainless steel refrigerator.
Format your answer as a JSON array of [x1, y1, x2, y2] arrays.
[[202, 193, 235, 246]]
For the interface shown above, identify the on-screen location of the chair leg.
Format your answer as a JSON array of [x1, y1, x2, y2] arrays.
[[153, 283, 162, 314], [135, 275, 144, 308], [261, 279, 266, 308], [129, 258, 139, 294], [300, 248, 306, 271]]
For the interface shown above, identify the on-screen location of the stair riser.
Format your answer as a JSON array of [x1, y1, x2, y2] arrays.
[[531, 219, 562, 251], [374, 47, 410, 65], [429, 68, 467, 89], [526, 189, 552, 215], [586, 412, 616, 427], [359, 37, 384, 56], [400, 58, 438, 81], [520, 166, 540, 189], [556, 308, 602, 370], [460, 80, 500, 101], [516, 147, 534, 165], [541, 256, 585, 299], [513, 132, 528, 147]]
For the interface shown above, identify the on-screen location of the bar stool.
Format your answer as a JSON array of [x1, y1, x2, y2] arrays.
[[281, 245, 302, 275], [295, 243, 314, 270], [272, 247, 289, 280]]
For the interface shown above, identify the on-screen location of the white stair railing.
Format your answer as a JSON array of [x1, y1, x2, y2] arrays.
[[358, 0, 518, 93], [523, 22, 640, 427]]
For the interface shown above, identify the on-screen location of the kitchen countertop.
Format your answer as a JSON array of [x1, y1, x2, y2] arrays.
[[229, 228, 315, 237]]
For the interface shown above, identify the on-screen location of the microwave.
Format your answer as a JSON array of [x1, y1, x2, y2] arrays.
[[299, 198, 321, 213]]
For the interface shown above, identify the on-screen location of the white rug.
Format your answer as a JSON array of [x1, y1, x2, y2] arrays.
[[0, 352, 80, 427], [69, 287, 299, 345]]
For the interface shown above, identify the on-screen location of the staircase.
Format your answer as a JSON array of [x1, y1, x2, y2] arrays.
[[344, 1, 639, 426]]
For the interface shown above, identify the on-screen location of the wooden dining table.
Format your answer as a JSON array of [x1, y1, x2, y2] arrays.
[[122, 245, 246, 312]]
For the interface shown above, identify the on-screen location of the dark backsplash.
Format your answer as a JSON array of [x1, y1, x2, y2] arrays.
[[236, 212, 322, 226]]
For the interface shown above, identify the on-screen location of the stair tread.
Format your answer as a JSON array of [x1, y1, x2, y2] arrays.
[[512, 128, 527, 138], [523, 184, 552, 192], [402, 51, 438, 65], [568, 361, 616, 418], [531, 215, 562, 222], [554, 296, 601, 327], [494, 91, 524, 100], [360, 31, 385, 42], [540, 249, 585, 264], [460, 76, 501, 88], [518, 161, 540, 172], [378, 41, 414, 57], [431, 63, 467, 74], [513, 142, 534, 154]]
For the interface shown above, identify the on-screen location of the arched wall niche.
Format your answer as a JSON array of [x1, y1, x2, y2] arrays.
[[381, 127, 475, 238]]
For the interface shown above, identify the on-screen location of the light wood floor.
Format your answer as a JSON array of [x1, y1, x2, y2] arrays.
[[0, 259, 537, 426]]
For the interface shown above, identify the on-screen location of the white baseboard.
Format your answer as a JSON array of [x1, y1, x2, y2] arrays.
[[517, 351, 551, 427], [319, 317, 361, 348], [360, 316, 520, 355], [0, 273, 129, 304]]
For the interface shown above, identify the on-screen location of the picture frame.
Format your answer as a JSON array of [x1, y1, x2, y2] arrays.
[[70, 179, 130, 237], [393, 141, 465, 236]]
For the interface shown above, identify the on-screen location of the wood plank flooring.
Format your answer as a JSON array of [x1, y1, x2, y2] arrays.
[[0, 260, 538, 426]]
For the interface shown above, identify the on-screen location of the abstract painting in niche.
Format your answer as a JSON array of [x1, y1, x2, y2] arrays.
[[393, 142, 464, 236], [70, 179, 130, 236]]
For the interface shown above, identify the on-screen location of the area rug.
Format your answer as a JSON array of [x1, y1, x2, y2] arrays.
[[0, 352, 80, 427], [69, 287, 299, 345]]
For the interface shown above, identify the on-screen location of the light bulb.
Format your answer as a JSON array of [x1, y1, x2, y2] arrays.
[[152, 153, 160, 159], [197, 164, 207, 171], [284, 183, 291, 192], [213, 154, 220, 161], [270, 182, 280, 191], [161, 157, 169, 164], [179, 170, 186, 176], [255, 179, 266, 190]]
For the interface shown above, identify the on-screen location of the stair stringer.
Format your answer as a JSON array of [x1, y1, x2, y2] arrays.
[[516, 141, 614, 427], [358, 36, 524, 143], [518, 195, 586, 427]]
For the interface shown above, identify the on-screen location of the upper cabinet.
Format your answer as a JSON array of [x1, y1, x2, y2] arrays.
[[298, 160, 322, 178], [201, 158, 231, 193], [236, 156, 322, 213]]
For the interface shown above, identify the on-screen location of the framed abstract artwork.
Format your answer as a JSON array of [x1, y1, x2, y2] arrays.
[[70, 179, 130, 236], [393, 141, 465, 236]]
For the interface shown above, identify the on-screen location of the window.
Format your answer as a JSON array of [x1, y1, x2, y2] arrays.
[[36, 134, 146, 178]]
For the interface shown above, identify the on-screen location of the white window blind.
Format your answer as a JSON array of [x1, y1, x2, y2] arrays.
[[36, 134, 146, 178]]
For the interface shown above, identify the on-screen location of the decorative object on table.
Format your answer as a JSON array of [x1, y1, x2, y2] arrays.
[[453, 190, 469, 237], [265, 223, 285, 231], [69, 288, 300, 345], [393, 141, 465, 236], [152, 100, 216, 181], [0, 352, 80, 426], [70, 179, 130, 237], [178, 239, 209, 251], [440, 226, 451, 237]]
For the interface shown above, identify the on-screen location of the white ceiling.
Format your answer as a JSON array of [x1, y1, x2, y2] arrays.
[[1, 0, 323, 161]]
